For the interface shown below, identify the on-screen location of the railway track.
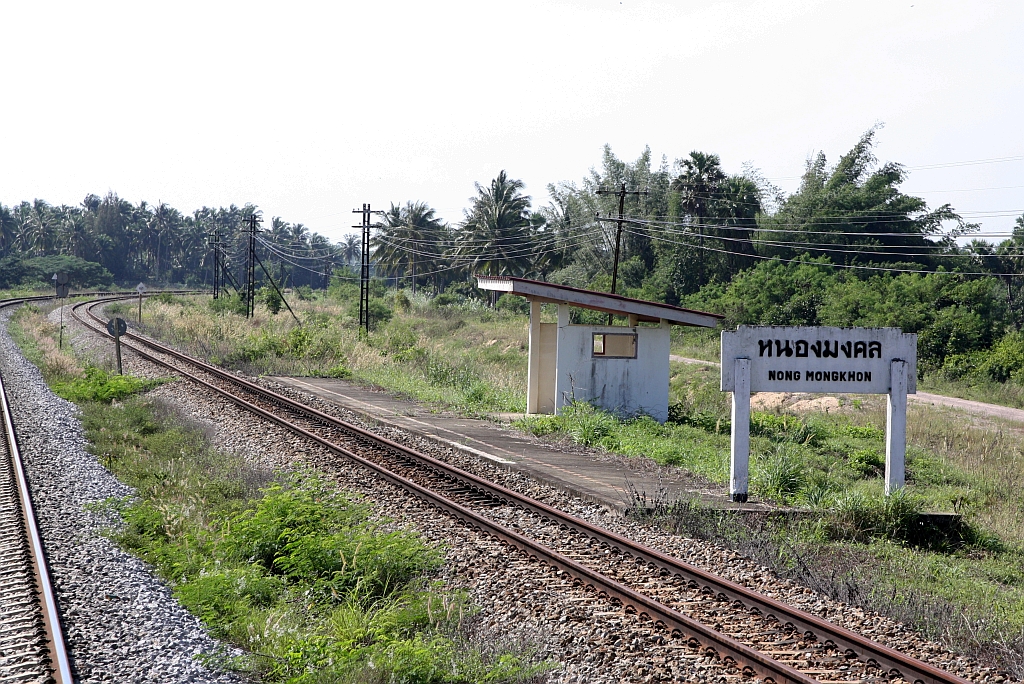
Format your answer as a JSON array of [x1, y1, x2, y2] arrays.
[[73, 293, 972, 684], [0, 296, 74, 684]]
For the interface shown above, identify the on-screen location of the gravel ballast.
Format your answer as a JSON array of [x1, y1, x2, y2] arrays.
[[0, 305, 244, 684], [23, 299, 1013, 682]]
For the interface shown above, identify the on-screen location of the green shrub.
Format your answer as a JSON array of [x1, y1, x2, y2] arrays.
[[431, 293, 461, 308], [495, 294, 529, 315], [208, 293, 248, 316], [981, 331, 1024, 382], [325, 363, 352, 379], [52, 366, 163, 403], [295, 285, 314, 301], [258, 286, 283, 315], [848, 449, 884, 476]]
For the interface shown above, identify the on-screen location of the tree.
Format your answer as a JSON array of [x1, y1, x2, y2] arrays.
[[758, 128, 974, 267], [341, 234, 360, 269], [670, 151, 728, 288], [451, 171, 532, 280], [373, 201, 448, 292]]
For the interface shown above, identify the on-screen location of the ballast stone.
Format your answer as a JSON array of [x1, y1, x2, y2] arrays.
[[0, 307, 243, 684]]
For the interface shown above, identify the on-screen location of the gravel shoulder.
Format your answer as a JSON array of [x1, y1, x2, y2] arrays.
[[0, 304, 245, 684]]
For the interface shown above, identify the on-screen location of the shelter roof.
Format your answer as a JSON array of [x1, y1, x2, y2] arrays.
[[475, 275, 723, 328]]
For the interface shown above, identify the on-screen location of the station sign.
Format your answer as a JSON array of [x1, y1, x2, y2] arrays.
[[721, 325, 917, 503], [721, 326, 917, 394]]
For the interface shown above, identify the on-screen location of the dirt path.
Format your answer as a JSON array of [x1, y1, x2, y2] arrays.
[[669, 354, 1024, 425]]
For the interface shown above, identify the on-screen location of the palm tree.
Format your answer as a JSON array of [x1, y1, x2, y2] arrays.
[[341, 234, 360, 270], [372, 201, 447, 292], [671, 152, 727, 285], [450, 171, 532, 282]]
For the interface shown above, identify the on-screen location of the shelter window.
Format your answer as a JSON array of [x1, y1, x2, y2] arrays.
[[593, 333, 637, 359]]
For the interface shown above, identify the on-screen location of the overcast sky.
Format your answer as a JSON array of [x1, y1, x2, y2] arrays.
[[1, 0, 1021, 243]]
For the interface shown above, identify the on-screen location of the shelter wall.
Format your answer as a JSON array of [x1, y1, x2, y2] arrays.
[[554, 324, 670, 422]]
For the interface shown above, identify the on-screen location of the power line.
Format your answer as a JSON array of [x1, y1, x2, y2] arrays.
[[625, 227, 1024, 277]]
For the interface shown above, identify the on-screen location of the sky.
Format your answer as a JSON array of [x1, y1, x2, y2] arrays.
[[1, 0, 1021, 244]]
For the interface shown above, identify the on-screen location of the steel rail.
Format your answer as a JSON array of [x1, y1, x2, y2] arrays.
[[72, 295, 820, 684], [76, 294, 971, 684], [0, 297, 74, 683]]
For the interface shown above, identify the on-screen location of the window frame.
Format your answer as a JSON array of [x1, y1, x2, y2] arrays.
[[592, 332, 638, 359]]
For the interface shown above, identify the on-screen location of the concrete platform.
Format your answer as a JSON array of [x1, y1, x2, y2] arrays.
[[268, 376, 769, 514]]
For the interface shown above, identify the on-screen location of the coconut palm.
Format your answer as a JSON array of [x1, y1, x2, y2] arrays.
[[372, 201, 447, 292], [450, 171, 532, 279]]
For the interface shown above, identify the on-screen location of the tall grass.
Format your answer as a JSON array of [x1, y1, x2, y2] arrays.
[[135, 293, 529, 414]]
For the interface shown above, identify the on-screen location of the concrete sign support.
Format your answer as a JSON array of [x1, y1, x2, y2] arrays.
[[886, 360, 908, 495], [730, 358, 751, 503], [722, 326, 917, 501]]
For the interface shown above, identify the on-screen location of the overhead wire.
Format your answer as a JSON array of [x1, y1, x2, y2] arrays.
[[621, 226, 1024, 277]]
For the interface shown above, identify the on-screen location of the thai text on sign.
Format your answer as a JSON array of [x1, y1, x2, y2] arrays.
[[721, 326, 917, 395]]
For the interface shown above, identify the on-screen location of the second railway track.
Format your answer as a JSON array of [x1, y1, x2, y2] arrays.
[[72, 294, 974, 684]]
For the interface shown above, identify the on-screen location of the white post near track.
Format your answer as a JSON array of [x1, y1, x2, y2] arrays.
[[886, 359, 908, 495], [721, 326, 917, 500], [730, 358, 751, 503]]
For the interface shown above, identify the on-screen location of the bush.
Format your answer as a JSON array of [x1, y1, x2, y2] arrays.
[[495, 294, 529, 315], [259, 286, 283, 315], [347, 297, 392, 330], [208, 293, 248, 316], [52, 366, 163, 403], [295, 285, 314, 301], [431, 293, 461, 308], [981, 331, 1024, 382], [444, 280, 486, 302]]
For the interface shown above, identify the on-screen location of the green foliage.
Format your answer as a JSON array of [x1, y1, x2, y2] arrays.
[[325, 363, 352, 379], [52, 366, 164, 403], [346, 297, 393, 330], [294, 285, 314, 301], [980, 331, 1024, 382], [208, 293, 248, 316], [259, 286, 283, 315], [80, 398, 544, 683], [0, 254, 114, 289], [753, 445, 805, 504], [495, 294, 529, 315]]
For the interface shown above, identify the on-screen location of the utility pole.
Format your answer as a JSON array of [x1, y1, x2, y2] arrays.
[[244, 213, 262, 318], [210, 229, 221, 300], [353, 204, 371, 334], [596, 183, 647, 323]]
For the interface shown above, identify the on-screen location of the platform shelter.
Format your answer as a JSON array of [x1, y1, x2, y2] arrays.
[[476, 276, 723, 422]]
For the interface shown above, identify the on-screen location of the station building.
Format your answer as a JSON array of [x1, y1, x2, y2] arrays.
[[475, 276, 723, 423]]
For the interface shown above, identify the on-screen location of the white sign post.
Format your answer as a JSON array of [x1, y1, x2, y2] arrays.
[[721, 326, 917, 502]]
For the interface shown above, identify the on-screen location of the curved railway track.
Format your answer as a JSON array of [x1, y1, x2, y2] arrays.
[[72, 293, 972, 684], [0, 295, 78, 684]]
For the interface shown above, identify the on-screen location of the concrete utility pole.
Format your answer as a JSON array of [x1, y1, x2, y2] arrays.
[[596, 183, 647, 323]]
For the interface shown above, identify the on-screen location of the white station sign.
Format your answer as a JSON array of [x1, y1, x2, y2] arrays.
[[721, 326, 917, 395], [721, 325, 918, 503]]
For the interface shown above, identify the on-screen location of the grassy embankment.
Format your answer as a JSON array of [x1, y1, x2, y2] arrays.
[[7, 301, 548, 683], [117, 290, 532, 415], [123, 290, 1024, 673]]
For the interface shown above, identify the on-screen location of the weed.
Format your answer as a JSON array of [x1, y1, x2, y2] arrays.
[[52, 366, 165, 403], [753, 444, 806, 504]]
